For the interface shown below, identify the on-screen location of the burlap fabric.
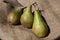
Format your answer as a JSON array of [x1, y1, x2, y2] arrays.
[[0, 0, 60, 40]]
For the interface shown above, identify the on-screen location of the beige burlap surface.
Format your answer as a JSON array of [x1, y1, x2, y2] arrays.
[[0, 0, 60, 40]]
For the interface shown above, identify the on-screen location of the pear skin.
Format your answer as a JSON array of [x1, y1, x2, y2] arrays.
[[7, 8, 22, 24], [32, 10, 48, 37], [20, 5, 33, 28]]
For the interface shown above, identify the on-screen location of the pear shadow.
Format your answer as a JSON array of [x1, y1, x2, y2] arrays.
[[38, 10, 50, 38], [3, 0, 9, 3], [54, 36, 60, 40], [42, 16, 50, 38], [0, 38, 2, 40]]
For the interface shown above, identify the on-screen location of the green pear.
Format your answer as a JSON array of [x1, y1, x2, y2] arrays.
[[7, 7, 22, 24], [20, 5, 33, 28], [15, 7, 23, 15], [32, 10, 48, 37]]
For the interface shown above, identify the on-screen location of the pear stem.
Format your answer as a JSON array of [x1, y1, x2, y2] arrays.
[[32, 2, 39, 11]]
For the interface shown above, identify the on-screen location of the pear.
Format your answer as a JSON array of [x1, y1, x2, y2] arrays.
[[7, 7, 22, 24], [20, 5, 33, 28], [15, 7, 23, 15], [32, 10, 48, 37]]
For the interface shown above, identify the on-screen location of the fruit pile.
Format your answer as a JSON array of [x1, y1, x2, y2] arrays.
[[7, 5, 48, 38]]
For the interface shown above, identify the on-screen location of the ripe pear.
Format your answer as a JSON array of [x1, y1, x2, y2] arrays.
[[32, 10, 48, 37], [20, 5, 33, 28], [7, 7, 22, 24]]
